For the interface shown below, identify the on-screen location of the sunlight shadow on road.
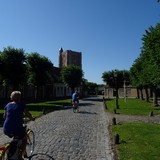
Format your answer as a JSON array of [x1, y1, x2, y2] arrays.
[[79, 103, 94, 106], [77, 111, 97, 115]]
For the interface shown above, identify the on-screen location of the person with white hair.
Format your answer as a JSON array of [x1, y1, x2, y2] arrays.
[[3, 91, 35, 159]]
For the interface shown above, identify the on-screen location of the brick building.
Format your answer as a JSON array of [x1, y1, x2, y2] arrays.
[[0, 48, 83, 100], [104, 86, 138, 98], [59, 47, 82, 68]]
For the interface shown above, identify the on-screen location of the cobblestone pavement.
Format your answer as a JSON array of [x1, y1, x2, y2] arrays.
[[0, 96, 114, 160]]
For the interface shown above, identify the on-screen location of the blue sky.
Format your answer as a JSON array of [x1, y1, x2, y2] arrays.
[[0, 0, 160, 84]]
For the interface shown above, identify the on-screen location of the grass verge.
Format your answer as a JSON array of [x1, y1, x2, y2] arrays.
[[105, 98, 160, 115], [112, 123, 160, 160], [0, 99, 72, 126], [105, 98, 160, 159]]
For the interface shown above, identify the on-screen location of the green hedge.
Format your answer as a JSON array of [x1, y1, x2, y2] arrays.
[[0, 113, 4, 127]]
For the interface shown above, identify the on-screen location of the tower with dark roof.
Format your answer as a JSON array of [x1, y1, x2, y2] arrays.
[[59, 48, 82, 69]]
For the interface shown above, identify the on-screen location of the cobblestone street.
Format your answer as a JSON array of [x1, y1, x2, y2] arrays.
[[0, 96, 114, 160]]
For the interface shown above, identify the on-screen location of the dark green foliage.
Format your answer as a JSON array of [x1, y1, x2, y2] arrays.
[[130, 23, 160, 88], [85, 81, 98, 95], [26, 52, 54, 86], [0, 46, 27, 89], [61, 65, 83, 92], [102, 69, 130, 88], [130, 23, 160, 105], [0, 113, 4, 127]]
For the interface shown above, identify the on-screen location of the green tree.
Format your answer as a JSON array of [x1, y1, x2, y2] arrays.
[[0, 46, 27, 90], [141, 24, 160, 105], [102, 69, 130, 105], [102, 70, 114, 86], [130, 57, 146, 100], [61, 65, 83, 93], [85, 81, 98, 95], [130, 23, 160, 105], [26, 52, 53, 99], [102, 69, 130, 89]]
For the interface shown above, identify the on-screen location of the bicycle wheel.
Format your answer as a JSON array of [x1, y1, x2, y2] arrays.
[[26, 129, 35, 157], [73, 106, 76, 113], [77, 105, 79, 112], [1, 145, 9, 160], [73, 102, 79, 113], [72, 102, 75, 113], [1, 150, 8, 160], [28, 153, 54, 160]]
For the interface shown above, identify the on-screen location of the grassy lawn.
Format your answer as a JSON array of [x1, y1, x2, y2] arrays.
[[27, 99, 72, 117], [27, 99, 71, 111], [105, 98, 160, 115], [112, 123, 160, 160], [105, 98, 160, 159], [0, 99, 72, 126]]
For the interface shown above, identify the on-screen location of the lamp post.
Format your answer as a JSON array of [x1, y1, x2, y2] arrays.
[[114, 70, 119, 109], [123, 79, 126, 102], [123, 71, 126, 103], [80, 81, 84, 98]]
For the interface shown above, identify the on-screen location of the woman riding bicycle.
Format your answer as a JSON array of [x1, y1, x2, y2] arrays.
[[3, 91, 35, 160]]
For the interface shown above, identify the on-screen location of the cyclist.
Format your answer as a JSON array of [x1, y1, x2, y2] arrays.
[[3, 91, 35, 160], [72, 89, 79, 108]]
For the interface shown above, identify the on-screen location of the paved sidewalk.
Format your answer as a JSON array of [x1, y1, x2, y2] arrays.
[[0, 96, 114, 160]]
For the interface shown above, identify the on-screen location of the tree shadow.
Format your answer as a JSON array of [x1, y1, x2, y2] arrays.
[[81, 98, 103, 102], [77, 111, 97, 115], [79, 103, 94, 106]]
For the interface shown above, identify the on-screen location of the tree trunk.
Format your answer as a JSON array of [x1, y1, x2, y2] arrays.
[[34, 86, 37, 100], [4, 85, 8, 99], [137, 88, 140, 99], [140, 88, 144, 100], [152, 87, 158, 106], [144, 87, 149, 102]]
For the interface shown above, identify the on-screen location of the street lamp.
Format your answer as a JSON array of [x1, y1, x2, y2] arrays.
[[114, 70, 119, 109], [123, 71, 127, 103]]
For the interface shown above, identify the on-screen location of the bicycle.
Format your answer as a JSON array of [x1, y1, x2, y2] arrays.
[[28, 153, 55, 160], [0, 120, 35, 160], [72, 101, 79, 113]]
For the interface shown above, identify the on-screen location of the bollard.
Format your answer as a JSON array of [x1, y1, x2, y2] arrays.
[[104, 102, 107, 109], [42, 108, 46, 115], [114, 134, 120, 144], [114, 109, 116, 114], [149, 111, 153, 117], [112, 117, 116, 125]]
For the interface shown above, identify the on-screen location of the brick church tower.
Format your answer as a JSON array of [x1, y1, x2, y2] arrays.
[[59, 47, 82, 69]]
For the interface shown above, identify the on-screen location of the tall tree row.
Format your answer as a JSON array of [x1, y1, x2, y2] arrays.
[[130, 23, 160, 105], [0, 47, 27, 89], [0, 46, 54, 98], [102, 22, 160, 106], [0, 46, 85, 99]]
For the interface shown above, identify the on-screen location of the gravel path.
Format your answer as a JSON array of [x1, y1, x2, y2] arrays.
[[106, 111, 160, 125]]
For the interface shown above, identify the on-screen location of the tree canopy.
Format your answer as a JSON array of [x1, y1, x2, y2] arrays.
[[26, 52, 54, 86], [0, 46, 27, 89], [0, 47, 54, 95], [130, 23, 160, 105], [130, 23, 160, 88], [61, 65, 83, 92], [102, 69, 130, 89]]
